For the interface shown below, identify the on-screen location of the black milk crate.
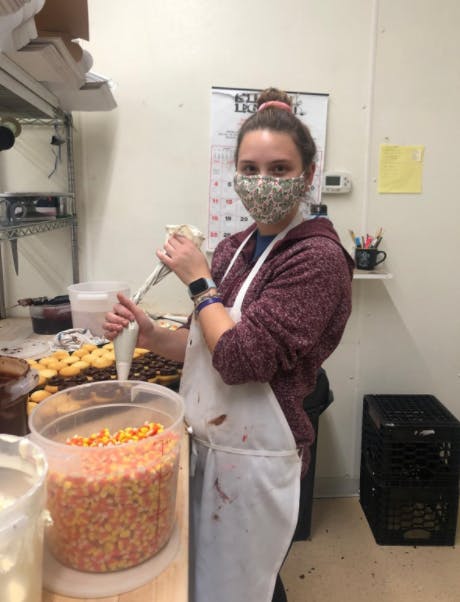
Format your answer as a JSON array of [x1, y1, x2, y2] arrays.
[[360, 464, 458, 546], [362, 394, 460, 486]]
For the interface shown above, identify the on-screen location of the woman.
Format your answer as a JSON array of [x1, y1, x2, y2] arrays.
[[104, 87, 354, 602]]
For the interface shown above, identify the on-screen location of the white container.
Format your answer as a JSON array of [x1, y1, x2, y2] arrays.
[[68, 281, 129, 337], [0, 434, 48, 602]]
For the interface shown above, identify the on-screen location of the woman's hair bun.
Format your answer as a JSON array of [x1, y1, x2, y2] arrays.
[[235, 85, 316, 169], [256, 87, 292, 110]]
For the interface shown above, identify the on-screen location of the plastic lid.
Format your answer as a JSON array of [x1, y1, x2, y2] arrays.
[[0, 340, 53, 360], [31, 295, 70, 306]]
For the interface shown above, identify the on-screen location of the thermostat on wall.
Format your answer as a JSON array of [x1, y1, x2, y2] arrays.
[[321, 171, 352, 194]]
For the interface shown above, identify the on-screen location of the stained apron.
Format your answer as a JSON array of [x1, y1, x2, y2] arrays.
[[180, 212, 303, 602]]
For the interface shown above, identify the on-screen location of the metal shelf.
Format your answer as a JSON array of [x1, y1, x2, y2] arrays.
[[0, 108, 79, 318], [0, 217, 76, 241], [0, 192, 75, 197]]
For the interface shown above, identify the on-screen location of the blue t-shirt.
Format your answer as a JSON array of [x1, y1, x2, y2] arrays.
[[253, 231, 276, 260]]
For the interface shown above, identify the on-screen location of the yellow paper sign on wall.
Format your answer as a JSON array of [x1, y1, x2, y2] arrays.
[[378, 144, 425, 193]]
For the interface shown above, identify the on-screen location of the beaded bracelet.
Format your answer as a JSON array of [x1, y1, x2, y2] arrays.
[[195, 296, 223, 316], [193, 289, 218, 307]]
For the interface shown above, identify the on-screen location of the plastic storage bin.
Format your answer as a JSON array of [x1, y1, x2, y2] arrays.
[[360, 394, 460, 546], [28, 380, 185, 573], [0, 434, 48, 602], [68, 281, 129, 337]]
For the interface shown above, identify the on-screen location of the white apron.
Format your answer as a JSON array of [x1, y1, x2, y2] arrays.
[[180, 213, 303, 602]]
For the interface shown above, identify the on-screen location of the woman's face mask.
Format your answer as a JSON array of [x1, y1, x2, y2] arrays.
[[233, 172, 306, 224]]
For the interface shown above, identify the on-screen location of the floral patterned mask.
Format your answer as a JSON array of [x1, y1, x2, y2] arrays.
[[233, 172, 306, 224]]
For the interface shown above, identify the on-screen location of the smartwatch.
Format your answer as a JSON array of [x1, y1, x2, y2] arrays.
[[188, 277, 216, 298]]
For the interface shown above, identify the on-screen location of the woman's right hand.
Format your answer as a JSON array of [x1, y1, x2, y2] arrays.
[[102, 292, 155, 349]]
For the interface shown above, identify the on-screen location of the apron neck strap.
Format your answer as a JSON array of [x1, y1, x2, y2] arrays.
[[221, 210, 303, 284], [221, 231, 252, 282], [227, 210, 304, 311]]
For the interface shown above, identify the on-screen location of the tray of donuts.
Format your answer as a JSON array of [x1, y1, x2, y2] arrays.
[[26, 342, 183, 415]]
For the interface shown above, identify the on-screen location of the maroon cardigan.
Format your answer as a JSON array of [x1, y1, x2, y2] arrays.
[[200, 218, 354, 476]]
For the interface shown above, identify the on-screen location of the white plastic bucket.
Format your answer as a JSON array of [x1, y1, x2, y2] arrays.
[[67, 281, 130, 337], [0, 434, 48, 602]]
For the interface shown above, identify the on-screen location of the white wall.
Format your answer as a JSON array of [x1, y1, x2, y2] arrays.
[[316, 0, 460, 496], [73, 0, 373, 318], [2, 0, 459, 496]]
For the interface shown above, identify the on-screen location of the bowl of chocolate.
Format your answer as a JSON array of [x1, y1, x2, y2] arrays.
[[0, 356, 38, 436], [28, 295, 73, 334]]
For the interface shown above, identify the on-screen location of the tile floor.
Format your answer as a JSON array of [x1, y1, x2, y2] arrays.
[[282, 497, 460, 602]]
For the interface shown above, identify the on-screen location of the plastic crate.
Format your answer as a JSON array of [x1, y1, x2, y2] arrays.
[[360, 464, 458, 546], [362, 395, 460, 485]]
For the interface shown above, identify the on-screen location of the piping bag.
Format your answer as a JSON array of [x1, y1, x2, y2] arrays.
[[114, 224, 205, 380]]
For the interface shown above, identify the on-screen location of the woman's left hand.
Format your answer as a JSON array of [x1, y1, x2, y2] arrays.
[[157, 234, 211, 286]]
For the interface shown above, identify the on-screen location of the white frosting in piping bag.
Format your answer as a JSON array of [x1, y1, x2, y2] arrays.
[[114, 321, 139, 380], [115, 224, 204, 380]]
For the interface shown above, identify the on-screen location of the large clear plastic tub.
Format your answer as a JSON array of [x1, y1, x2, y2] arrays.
[[28, 381, 184, 573], [0, 434, 48, 602]]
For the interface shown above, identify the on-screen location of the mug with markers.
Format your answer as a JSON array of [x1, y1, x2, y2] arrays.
[[349, 228, 387, 271], [355, 248, 387, 270]]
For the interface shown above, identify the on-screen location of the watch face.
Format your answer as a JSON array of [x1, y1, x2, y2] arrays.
[[189, 278, 209, 296]]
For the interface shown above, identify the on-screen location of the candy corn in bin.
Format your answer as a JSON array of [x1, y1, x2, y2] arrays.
[[28, 380, 184, 573]]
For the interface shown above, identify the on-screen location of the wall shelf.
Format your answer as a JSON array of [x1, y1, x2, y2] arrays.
[[0, 53, 62, 119], [353, 269, 393, 280]]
